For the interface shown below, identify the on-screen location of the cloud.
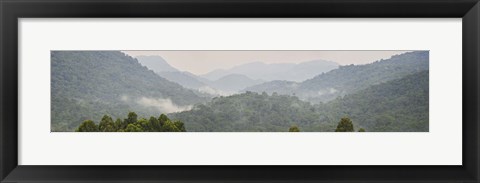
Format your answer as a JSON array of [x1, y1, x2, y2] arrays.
[[329, 88, 338, 94], [317, 88, 338, 96], [120, 95, 129, 102], [120, 95, 192, 113], [197, 86, 236, 96], [136, 97, 192, 113]]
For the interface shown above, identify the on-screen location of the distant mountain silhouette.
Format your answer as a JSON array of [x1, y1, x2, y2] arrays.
[[202, 60, 339, 82], [208, 74, 264, 92], [158, 71, 208, 90], [135, 56, 266, 94], [136, 55, 179, 73]]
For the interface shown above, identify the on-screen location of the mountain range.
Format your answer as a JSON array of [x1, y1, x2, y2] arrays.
[[135, 56, 339, 95], [52, 51, 429, 132], [171, 70, 429, 132], [136, 55, 179, 73], [135, 56, 264, 94], [201, 60, 339, 82], [244, 51, 429, 103]]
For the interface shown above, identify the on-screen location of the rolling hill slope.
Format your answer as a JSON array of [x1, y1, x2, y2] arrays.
[[245, 51, 429, 103], [171, 70, 429, 132], [51, 51, 208, 131]]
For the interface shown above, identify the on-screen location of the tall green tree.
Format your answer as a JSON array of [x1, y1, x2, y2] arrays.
[[137, 118, 151, 131], [149, 116, 162, 131], [76, 120, 98, 132], [289, 125, 300, 132], [114, 118, 126, 130], [125, 112, 138, 125], [158, 114, 169, 126], [162, 120, 180, 132], [335, 117, 354, 132], [173, 121, 187, 132], [99, 115, 116, 132]]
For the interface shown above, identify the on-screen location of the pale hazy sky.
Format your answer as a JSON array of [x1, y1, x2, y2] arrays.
[[123, 50, 409, 75]]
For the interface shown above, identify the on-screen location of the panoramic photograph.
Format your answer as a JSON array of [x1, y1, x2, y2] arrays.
[[51, 50, 429, 132]]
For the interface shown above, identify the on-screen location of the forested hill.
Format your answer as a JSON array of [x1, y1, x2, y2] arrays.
[[245, 51, 429, 103], [171, 70, 429, 132], [316, 70, 429, 132], [170, 92, 320, 132], [51, 51, 208, 131]]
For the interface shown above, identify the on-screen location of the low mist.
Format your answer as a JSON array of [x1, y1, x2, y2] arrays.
[[121, 95, 192, 113]]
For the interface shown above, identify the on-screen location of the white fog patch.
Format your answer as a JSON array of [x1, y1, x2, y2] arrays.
[[329, 88, 338, 94], [198, 86, 236, 96], [317, 90, 324, 96], [288, 83, 299, 88], [317, 88, 338, 96], [120, 95, 129, 102], [136, 97, 192, 113]]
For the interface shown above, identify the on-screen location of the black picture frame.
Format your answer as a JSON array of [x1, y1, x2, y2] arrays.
[[1, 0, 479, 182]]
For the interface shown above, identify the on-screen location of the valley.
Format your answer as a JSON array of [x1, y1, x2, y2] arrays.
[[51, 50, 429, 132]]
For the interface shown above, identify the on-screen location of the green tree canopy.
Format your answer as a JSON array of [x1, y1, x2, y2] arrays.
[[125, 112, 138, 125], [289, 125, 300, 132], [158, 114, 169, 126], [162, 120, 180, 132], [125, 123, 143, 132], [149, 116, 161, 131], [114, 118, 126, 130], [76, 120, 98, 132], [75, 112, 187, 132], [137, 118, 150, 131], [99, 115, 116, 132], [173, 121, 187, 132], [335, 117, 354, 132]]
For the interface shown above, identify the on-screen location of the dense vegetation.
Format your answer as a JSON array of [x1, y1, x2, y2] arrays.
[[51, 51, 208, 131], [335, 117, 354, 132], [171, 91, 320, 132], [289, 125, 300, 132], [333, 117, 365, 132], [52, 51, 429, 132], [171, 71, 429, 132], [317, 71, 429, 132], [245, 51, 429, 103], [76, 112, 186, 132]]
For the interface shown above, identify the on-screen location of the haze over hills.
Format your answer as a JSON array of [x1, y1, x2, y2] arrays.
[[171, 70, 429, 132], [245, 51, 429, 103], [157, 71, 208, 90], [136, 55, 179, 73], [136, 56, 212, 90], [208, 74, 264, 92], [51, 51, 209, 131], [135, 56, 267, 94], [317, 70, 429, 132], [53, 50, 429, 132], [157, 71, 263, 95], [202, 60, 339, 82]]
